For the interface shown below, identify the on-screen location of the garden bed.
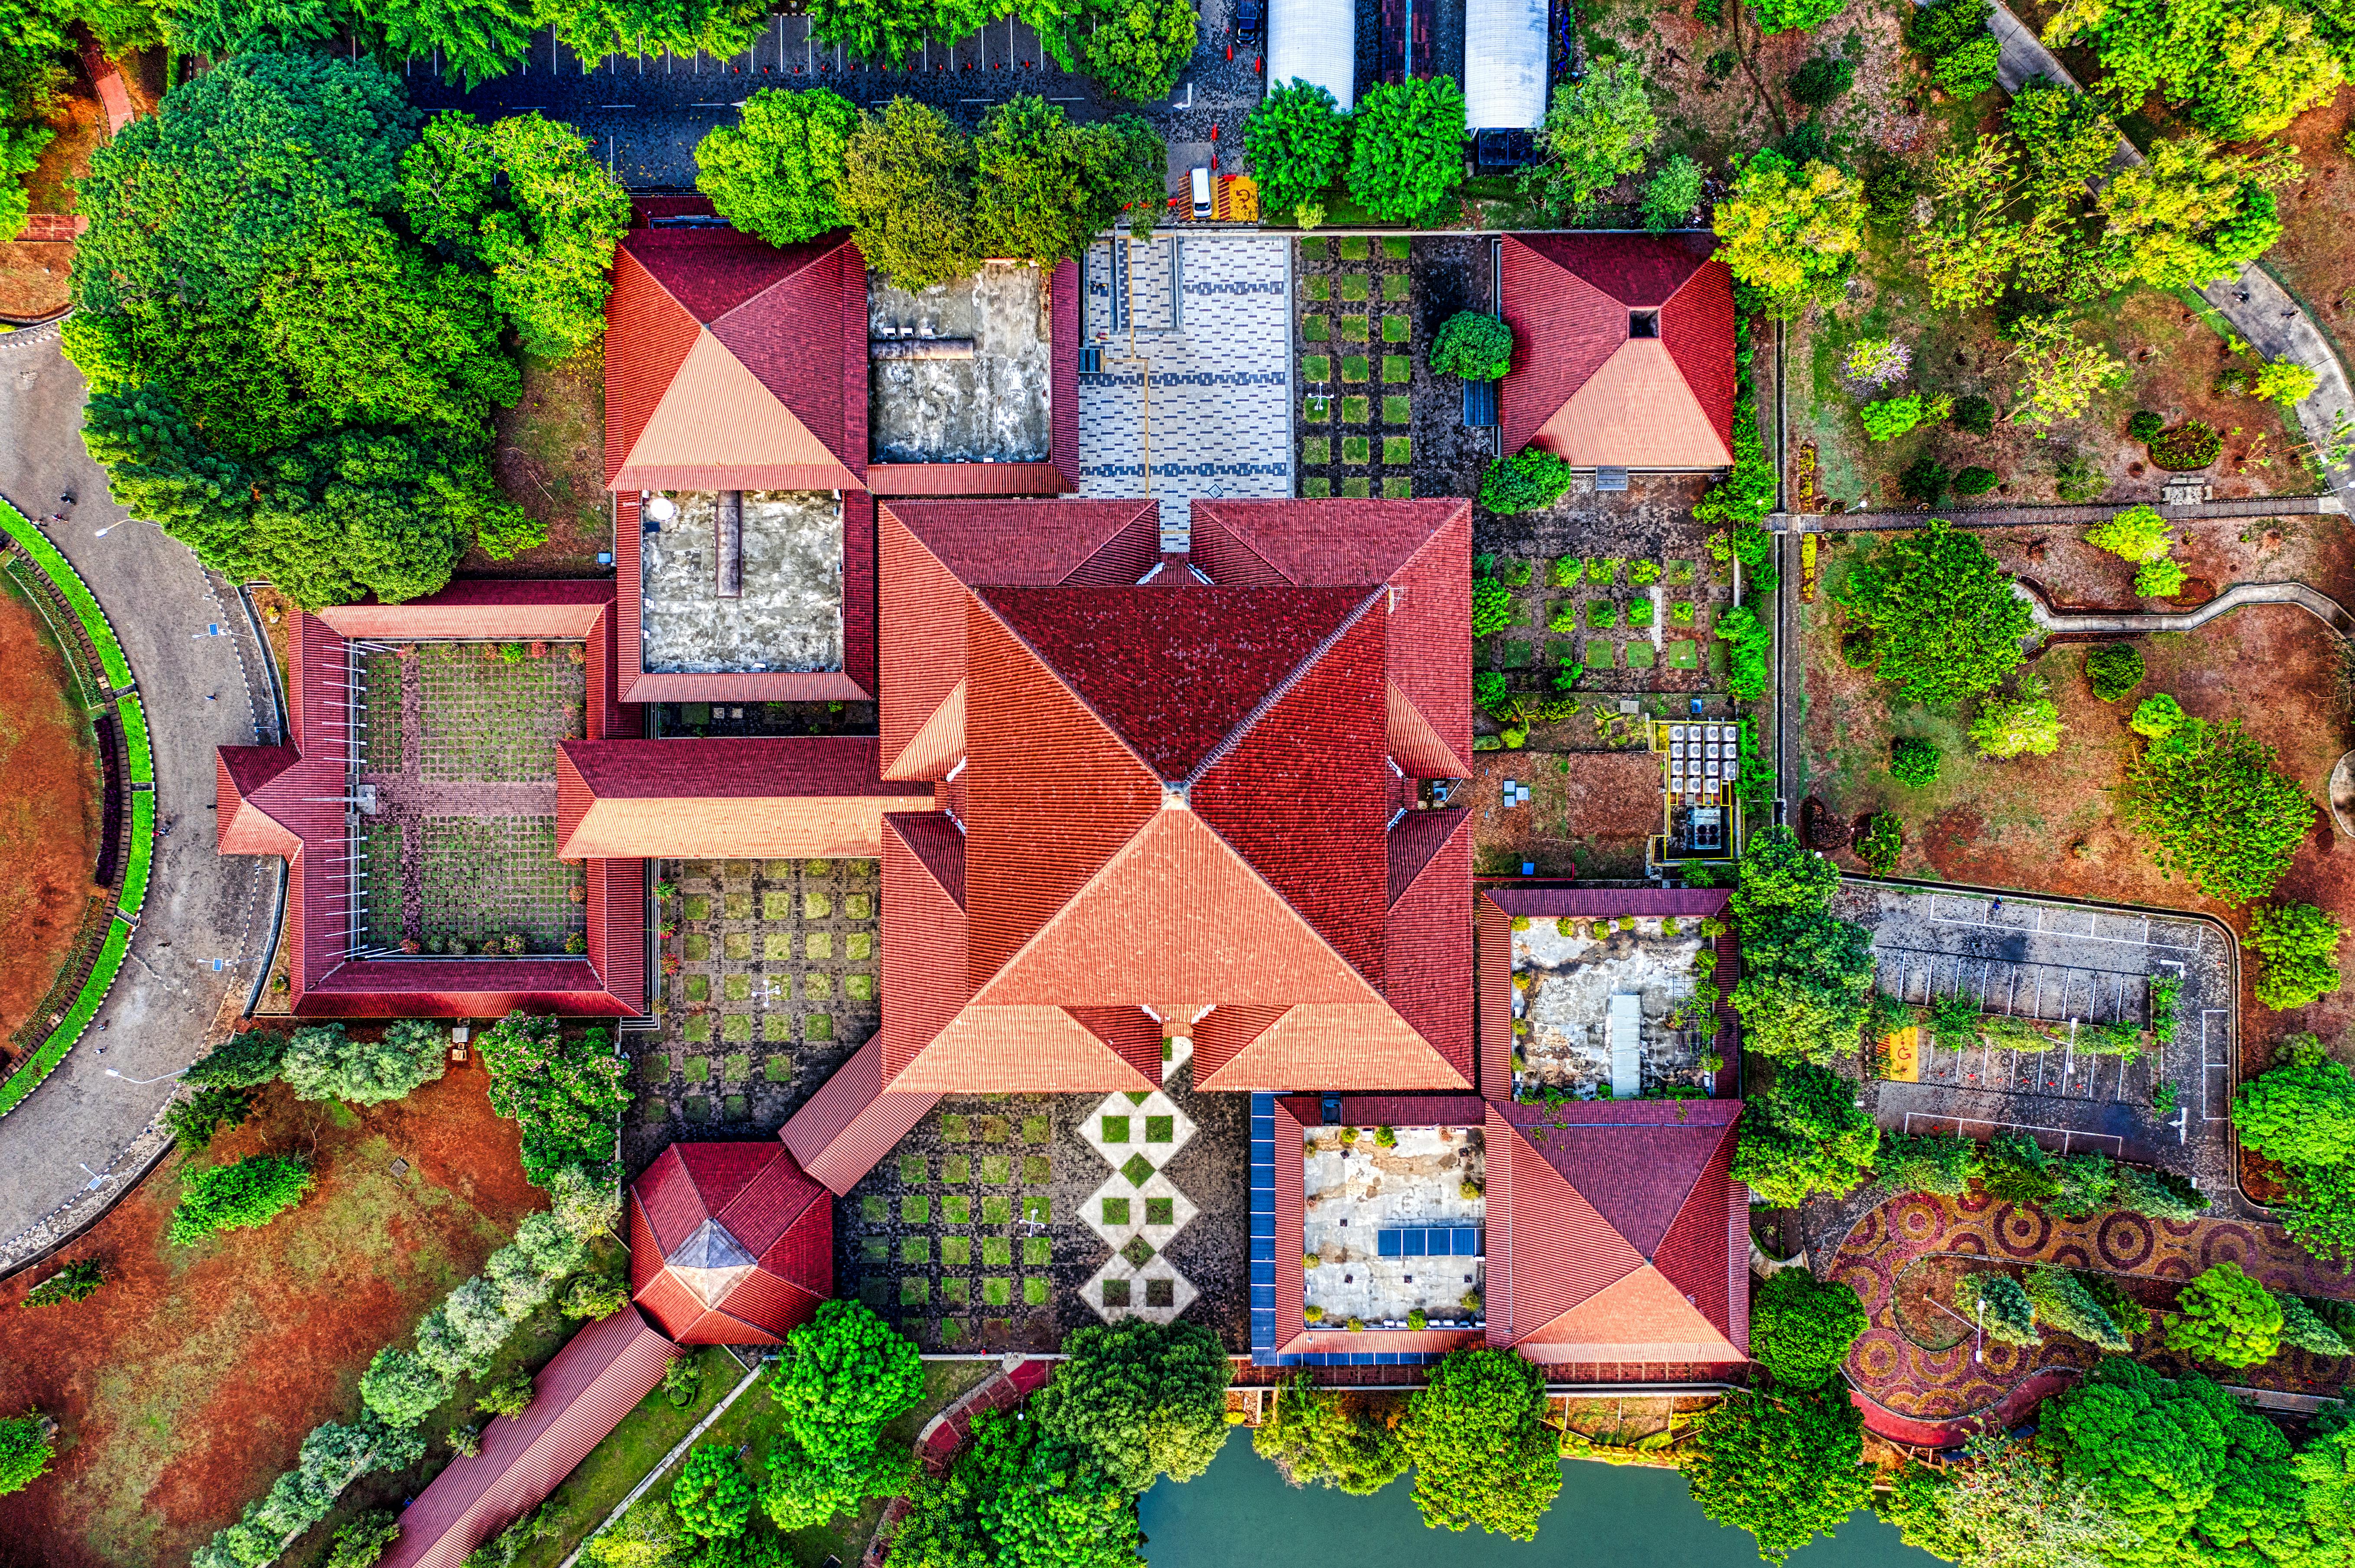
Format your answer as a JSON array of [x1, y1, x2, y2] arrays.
[[1470, 748, 1665, 880], [0, 1072, 546, 1568]]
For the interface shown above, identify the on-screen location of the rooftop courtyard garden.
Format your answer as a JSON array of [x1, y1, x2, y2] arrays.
[[1301, 1124, 1487, 1334], [1510, 914, 1726, 1101]]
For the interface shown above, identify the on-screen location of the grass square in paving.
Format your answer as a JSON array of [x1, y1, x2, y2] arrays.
[[1340, 237, 1371, 260], [1339, 274, 1370, 301], [1382, 355, 1411, 383], [1381, 273, 1410, 301], [1304, 316, 1329, 342], [1303, 437, 1330, 465], [1337, 315, 1369, 342], [1343, 436, 1370, 464], [1382, 437, 1412, 464], [1306, 277, 1330, 301], [1304, 395, 1330, 420], [1341, 355, 1369, 382], [1382, 478, 1413, 498], [1303, 478, 1331, 497], [1380, 315, 1409, 342], [362, 654, 401, 770], [1626, 642, 1657, 670], [1340, 478, 1371, 498], [1340, 396, 1370, 422], [1302, 355, 1330, 381], [1382, 395, 1411, 423], [1585, 638, 1615, 667], [1667, 639, 1700, 670], [1587, 601, 1618, 629], [1383, 236, 1411, 258]]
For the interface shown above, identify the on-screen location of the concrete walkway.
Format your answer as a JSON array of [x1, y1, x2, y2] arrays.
[[2018, 577, 2355, 638], [1971, 0, 2355, 504], [0, 322, 281, 1273], [1783, 494, 2345, 532]]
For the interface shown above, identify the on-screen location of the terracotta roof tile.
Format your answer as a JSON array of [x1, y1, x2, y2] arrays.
[[555, 738, 931, 859], [1512, 1262, 1743, 1361], [881, 816, 971, 1080], [1532, 339, 1734, 469], [884, 499, 1162, 587], [1386, 808, 1463, 907], [314, 580, 612, 641], [621, 226, 844, 322], [216, 746, 300, 856], [1487, 1107, 1645, 1344], [1195, 1002, 1470, 1092], [1511, 231, 1717, 307], [1185, 499, 1473, 587], [605, 248, 703, 488], [1381, 811, 1473, 1081], [1661, 261, 1739, 464], [781, 1034, 942, 1195], [887, 1004, 1158, 1094]]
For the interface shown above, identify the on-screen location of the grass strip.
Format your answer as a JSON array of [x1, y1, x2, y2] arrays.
[[117, 693, 153, 785], [0, 918, 132, 1118], [119, 792, 155, 917], [0, 500, 133, 689]]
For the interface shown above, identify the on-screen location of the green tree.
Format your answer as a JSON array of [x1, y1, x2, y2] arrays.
[[0, 1413, 52, 1495], [1970, 695, 2063, 759], [1683, 1387, 1872, 1565], [1969, 1272, 2039, 1345], [768, 1299, 924, 1465], [1398, 1350, 1560, 1539], [887, 1409, 1141, 1568], [540, 0, 774, 60], [1479, 448, 1574, 514], [1712, 149, 1866, 314], [2276, 1291, 2352, 1357], [1640, 153, 1705, 232], [324, 1508, 401, 1568], [1889, 736, 1942, 787], [1429, 312, 1513, 381], [802, 0, 986, 64], [1724, 827, 1877, 1067], [2116, 1162, 2208, 1220], [1750, 1269, 1868, 1388], [1244, 78, 1349, 219], [2085, 643, 2144, 702], [694, 87, 857, 245], [2234, 1035, 2355, 1166], [2283, 1159, 2355, 1263], [2130, 693, 2186, 739], [2023, 1266, 2132, 1351], [0, 115, 52, 244], [1034, 1318, 1230, 1493], [164, 1084, 260, 1156], [837, 97, 982, 290], [1522, 59, 1656, 217], [1473, 574, 1514, 636], [1840, 520, 2032, 706], [974, 98, 1162, 264], [359, 1346, 452, 1429], [20, 1259, 105, 1308], [364, 0, 535, 90], [760, 1441, 911, 1532], [182, 1028, 288, 1090], [1715, 603, 1776, 701], [2086, 505, 2174, 564], [1344, 77, 1467, 223], [278, 1019, 448, 1106], [2246, 903, 2344, 1010], [2165, 1262, 2282, 1367], [169, 1153, 315, 1245], [2091, 134, 2300, 290], [476, 1013, 629, 1185], [2006, 312, 2126, 426], [1874, 1131, 1983, 1195], [1879, 1431, 2129, 1568], [673, 1445, 756, 1540], [1082, 0, 1196, 100], [1751, 0, 1848, 30], [1734, 1062, 1882, 1204], [1252, 1374, 1406, 1495], [2121, 717, 2312, 903], [2043, 0, 2343, 140]]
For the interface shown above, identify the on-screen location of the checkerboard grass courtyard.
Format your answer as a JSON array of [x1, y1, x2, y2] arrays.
[[631, 859, 881, 1145], [420, 647, 585, 783], [1295, 236, 1419, 501]]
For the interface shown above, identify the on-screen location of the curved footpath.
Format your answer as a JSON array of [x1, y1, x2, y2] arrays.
[[0, 322, 281, 1272], [1971, 0, 2355, 504], [2018, 577, 2355, 637]]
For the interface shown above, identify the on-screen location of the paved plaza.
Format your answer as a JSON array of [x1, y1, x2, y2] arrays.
[[1836, 884, 2236, 1173]]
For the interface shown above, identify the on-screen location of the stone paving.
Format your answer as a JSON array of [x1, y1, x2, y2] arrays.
[[1828, 1187, 2355, 1440], [1078, 234, 1293, 523]]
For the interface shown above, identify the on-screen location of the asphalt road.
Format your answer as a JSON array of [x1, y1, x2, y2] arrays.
[[0, 323, 279, 1269]]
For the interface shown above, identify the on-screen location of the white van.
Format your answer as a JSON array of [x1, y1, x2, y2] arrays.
[[1190, 165, 1213, 220]]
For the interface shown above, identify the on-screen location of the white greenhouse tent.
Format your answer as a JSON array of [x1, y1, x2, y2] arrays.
[[1267, 0, 1357, 113], [1464, 0, 1549, 130]]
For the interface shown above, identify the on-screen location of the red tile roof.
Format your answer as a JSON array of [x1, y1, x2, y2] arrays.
[[1483, 1100, 1746, 1363], [1499, 234, 1736, 470], [215, 746, 300, 857], [314, 580, 612, 641], [628, 1142, 832, 1343], [555, 737, 933, 859], [779, 1033, 941, 1196], [375, 1307, 677, 1568]]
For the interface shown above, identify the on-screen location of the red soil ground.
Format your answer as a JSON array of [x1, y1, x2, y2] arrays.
[[0, 1066, 544, 1568], [0, 573, 102, 1051]]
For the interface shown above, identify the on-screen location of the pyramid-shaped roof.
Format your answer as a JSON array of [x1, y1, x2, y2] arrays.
[[605, 228, 866, 493], [628, 1142, 832, 1344], [1484, 1101, 1746, 1362], [1499, 233, 1737, 470]]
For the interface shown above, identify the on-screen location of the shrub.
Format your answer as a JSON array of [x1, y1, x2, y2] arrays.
[[169, 1154, 314, 1245], [182, 1028, 288, 1090], [1399, 1350, 1560, 1538], [1899, 455, 1952, 505], [1252, 1373, 1408, 1495], [1788, 55, 1856, 106], [2164, 1261, 2281, 1367], [1873, 1132, 1981, 1196], [2247, 903, 2345, 1010], [2276, 1292, 2351, 1357], [1860, 393, 1926, 441], [1889, 737, 1941, 787], [0, 1415, 54, 1496], [2083, 1273, 2154, 1336], [2234, 1035, 2355, 1167], [2127, 410, 2165, 442], [165, 1085, 259, 1156], [1952, 465, 1998, 497], [2054, 455, 2108, 503], [2150, 421, 2222, 470], [2129, 693, 2186, 739], [2085, 504, 2173, 564], [478, 1013, 628, 1186], [20, 1259, 104, 1308], [673, 1444, 756, 1539], [1428, 312, 1513, 381], [563, 1272, 631, 1320], [2122, 717, 2312, 903], [1496, 557, 1535, 587], [1734, 1063, 1881, 1204], [1857, 813, 1904, 874], [1752, 0, 1846, 28], [1841, 630, 1877, 669], [1970, 696, 2062, 759], [2085, 643, 2144, 702], [280, 1018, 448, 1106], [2135, 556, 2189, 599], [1344, 77, 1467, 222], [1640, 154, 1705, 232], [1479, 449, 1575, 514], [1472, 576, 1513, 636], [359, 1347, 451, 1428], [477, 1370, 536, 1418], [1628, 560, 1662, 587], [2022, 1265, 2131, 1351], [1715, 604, 1774, 701], [1969, 1272, 2039, 1346], [1952, 394, 1996, 434], [325, 1509, 401, 1568], [2250, 360, 2319, 404], [1750, 1270, 1868, 1388]]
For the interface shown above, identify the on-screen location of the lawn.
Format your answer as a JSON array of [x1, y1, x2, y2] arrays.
[[593, 1360, 997, 1568], [0, 1072, 544, 1568], [473, 345, 611, 577]]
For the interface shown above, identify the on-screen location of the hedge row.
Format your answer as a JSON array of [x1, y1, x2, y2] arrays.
[[120, 792, 154, 918], [0, 501, 133, 690], [118, 694, 153, 786], [0, 918, 132, 1119]]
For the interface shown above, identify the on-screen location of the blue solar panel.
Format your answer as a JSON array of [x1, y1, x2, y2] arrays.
[[1454, 1226, 1478, 1256], [1377, 1230, 1401, 1257], [1404, 1229, 1427, 1257]]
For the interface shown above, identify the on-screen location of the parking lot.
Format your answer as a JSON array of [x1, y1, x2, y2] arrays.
[[1833, 885, 2236, 1172]]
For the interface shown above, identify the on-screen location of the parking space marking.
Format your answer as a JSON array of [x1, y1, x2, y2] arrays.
[[1901, 1111, 2124, 1158]]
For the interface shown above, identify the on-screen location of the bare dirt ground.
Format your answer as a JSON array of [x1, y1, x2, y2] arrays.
[[1968, 514, 2355, 612], [0, 1069, 544, 1568], [0, 85, 103, 320], [1472, 749, 1663, 878], [470, 346, 612, 578], [2267, 88, 2355, 373], [0, 572, 101, 1049]]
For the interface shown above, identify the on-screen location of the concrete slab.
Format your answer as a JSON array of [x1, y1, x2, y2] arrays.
[[640, 489, 843, 674], [1510, 917, 1711, 1099], [868, 264, 1051, 465], [1301, 1125, 1487, 1328]]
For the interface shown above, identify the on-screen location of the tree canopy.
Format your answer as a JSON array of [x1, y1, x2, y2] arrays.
[[1840, 521, 2033, 707], [169, 1153, 315, 1245], [887, 1409, 1143, 1568], [278, 1019, 447, 1106], [1081, 0, 1197, 101], [1345, 77, 1467, 223], [1251, 1374, 1408, 1496], [2164, 1261, 2283, 1368], [768, 1299, 925, 1465], [1522, 59, 1656, 217], [1750, 1269, 1869, 1389], [2121, 717, 2313, 904], [1683, 1387, 1873, 1564], [1734, 1061, 1883, 1206], [2043, 0, 2344, 141], [695, 88, 859, 245], [2246, 903, 2345, 1011], [1243, 78, 1350, 220], [1879, 1432, 2129, 1568], [1398, 1350, 1561, 1539], [1032, 1318, 1231, 1493], [1712, 149, 1867, 314], [1429, 311, 1514, 381], [0, 1414, 53, 1496], [476, 1013, 628, 1187], [1727, 826, 1877, 1065], [973, 98, 1162, 262], [2234, 1035, 2355, 1168]]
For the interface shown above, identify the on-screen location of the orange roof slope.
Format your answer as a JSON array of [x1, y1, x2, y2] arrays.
[[1499, 234, 1737, 470], [605, 228, 866, 493], [555, 737, 933, 859], [628, 1142, 832, 1344], [1483, 1100, 1747, 1363]]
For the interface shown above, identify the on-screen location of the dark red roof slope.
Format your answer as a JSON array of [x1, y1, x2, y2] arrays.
[[628, 1142, 832, 1344], [376, 1307, 676, 1568], [556, 737, 933, 859]]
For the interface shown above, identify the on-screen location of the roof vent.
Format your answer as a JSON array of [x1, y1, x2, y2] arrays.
[[1630, 310, 1659, 339], [1596, 466, 1630, 492]]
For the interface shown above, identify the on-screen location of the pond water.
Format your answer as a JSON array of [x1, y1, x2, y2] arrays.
[[1140, 1441, 1942, 1567]]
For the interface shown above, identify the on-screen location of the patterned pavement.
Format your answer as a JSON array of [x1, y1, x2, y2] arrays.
[[1078, 234, 1293, 528], [1828, 1189, 2355, 1441]]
